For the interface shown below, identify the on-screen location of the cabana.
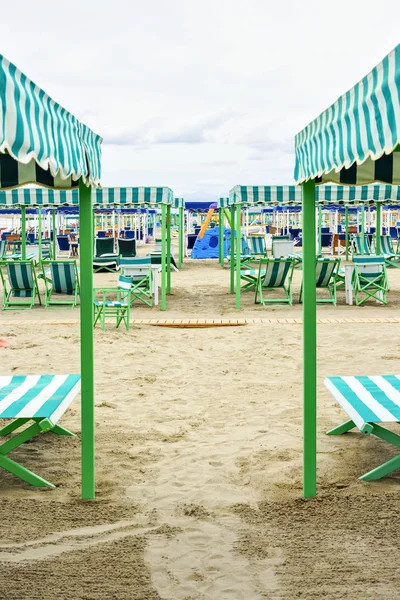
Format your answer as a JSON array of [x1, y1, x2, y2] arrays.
[[294, 44, 400, 498], [0, 54, 102, 498]]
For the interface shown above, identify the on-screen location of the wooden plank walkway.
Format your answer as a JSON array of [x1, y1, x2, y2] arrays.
[[2, 317, 400, 327]]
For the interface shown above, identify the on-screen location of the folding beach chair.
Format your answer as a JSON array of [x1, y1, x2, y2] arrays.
[[325, 374, 400, 481], [240, 258, 264, 293], [299, 257, 341, 305], [352, 256, 389, 306], [117, 237, 136, 258], [254, 257, 294, 306], [0, 260, 41, 310], [39, 260, 80, 308], [93, 275, 132, 331], [0, 374, 80, 487], [352, 234, 372, 257], [246, 235, 267, 257], [121, 259, 153, 307], [93, 237, 120, 272], [379, 235, 400, 268]]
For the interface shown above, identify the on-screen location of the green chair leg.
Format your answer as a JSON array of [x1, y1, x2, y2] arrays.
[[0, 454, 54, 487], [360, 454, 400, 482], [326, 419, 356, 435]]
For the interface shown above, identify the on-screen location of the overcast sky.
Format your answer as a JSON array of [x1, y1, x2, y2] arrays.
[[2, 0, 400, 200]]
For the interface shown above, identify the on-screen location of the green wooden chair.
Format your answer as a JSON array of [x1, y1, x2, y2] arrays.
[[240, 258, 264, 293], [246, 235, 267, 257], [352, 234, 372, 257], [352, 255, 389, 306], [39, 260, 80, 308], [93, 275, 132, 331], [254, 257, 294, 306], [299, 257, 341, 305], [117, 237, 136, 258], [379, 235, 400, 268], [0, 260, 41, 310]]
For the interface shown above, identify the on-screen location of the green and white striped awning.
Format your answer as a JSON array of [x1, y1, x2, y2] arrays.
[[0, 188, 79, 206], [173, 197, 185, 209], [229, 185, 400, 205], [217, 197, 230, 209], [294, 45, 400, 185], [0, 187, 174, 206], [0, 55, 102, 190], [94, 187, 174, 206]]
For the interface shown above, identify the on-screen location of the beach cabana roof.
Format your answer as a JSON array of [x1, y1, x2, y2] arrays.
[[294, 45, 400, 186], [94, 187, 173, 206], [0, 55, 101, 189]]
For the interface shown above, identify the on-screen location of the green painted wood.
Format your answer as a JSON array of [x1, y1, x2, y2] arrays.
[[38, 207, 42, 264], [52, 208, 57, 259], [302, 179, 317, 498], [376, 203, 382, 254], [161, 203, 167, 310], [326, 419, 356, 436], [230, 205, 235, 293], [167, 204, 171, 294], [21, 206, 26, 260], [235, 204, 241, 309], [79, 179, 95, 499]]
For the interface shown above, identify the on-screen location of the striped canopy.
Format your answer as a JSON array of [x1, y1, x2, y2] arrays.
[[0, 186, 174, 206], [173, 197, 185, 209], [0, 55, 102, 189], [294, 45, 400, 185], [229, 184, 400, 206]]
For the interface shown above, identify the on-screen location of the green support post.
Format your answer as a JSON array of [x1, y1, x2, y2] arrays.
[[166, 204, 171, 294], [318, 206, 322, 255], [230, 205, 235, 294], [161, 203, 167, 310], [178, 205, 184, 269], [52, 208, 57, 259], [345, 206, 349, 261], [21, 206, 26, 260], [302, 179, 317, 499], [38, 207, 42, 264], [361, 204, 365, 254], [376, 203, 381, 254], [79, 179, 95, 500], [235, 203, 241, 310], [219, 207, 224, 267]]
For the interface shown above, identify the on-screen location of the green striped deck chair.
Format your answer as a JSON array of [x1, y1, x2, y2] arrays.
[[325, 374, 400, 481], [93, 237, 120, 273], [0, 374, 80, 488], [246, 235, 267, 257], [299, 257, 341, 305], [379, 235, 400, 268], [240, 259, 265, 293], [352, 256, 389, 306], [352, 234, 372, 257], [93, 275, 131, 331], [0, 260, 41, 310], [39, 260, 80, 308], [254, 257, 294, 306], [117, 237, 136, 258], [120, 258, 153, 307]]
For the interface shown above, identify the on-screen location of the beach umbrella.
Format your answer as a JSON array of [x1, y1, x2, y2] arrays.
[[294, 43, 400, 498], [0, 54, 102, 499]]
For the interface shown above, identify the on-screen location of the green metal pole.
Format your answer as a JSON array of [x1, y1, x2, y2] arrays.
[[21, 206, 26, 260], [376, 203, 382, 254], [345, 206, 349, 261], [361, 205, 365, 255], [318, 206, 322, 255], [52, 208, 57, 259], [235, 203, 241, 310], [302, 179, 317, 499], [166, 204, 171, 294], [38, 208, 42, 264], [161, 203, 167, 310], [79, 179, 95, 500], [178, 206, 184, 269], [218, 207, 224, 267], [230, 205, 235, 293]]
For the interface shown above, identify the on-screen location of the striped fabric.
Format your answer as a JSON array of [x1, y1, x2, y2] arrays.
[[260, 259, 292, 287], [0, 374, 80, 420], [247, 235, 266, 255], [0, 55, 101, 189], [353, 255, 385, 281], [229, 185, 400, 206], [0, 188, 80, 206], [50, 262, 77, 295], [118, 275, 133, 291], [380, 235, 399, 256], [353, 235, 372, 255], [316, 258, 339, 287], [7, 261, 35, 297], [173, 197, 185, 209], [295, 45, 400, 185], [324, 375, 400, 430], [94, 187, 173, 206]]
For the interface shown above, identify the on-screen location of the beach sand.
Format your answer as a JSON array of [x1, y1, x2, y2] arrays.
[[1, 255, 400, 599]]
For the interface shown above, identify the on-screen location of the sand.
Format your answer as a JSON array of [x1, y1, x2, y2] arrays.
[[1, 254, 400, 599]]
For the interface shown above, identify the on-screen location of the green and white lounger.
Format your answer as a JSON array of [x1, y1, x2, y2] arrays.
[[352, 256, 389, 306], [352, 234, 372, 257], [93, 275, 132, 331], [246, 235, 267, 257], [379, 235, 400, 268], [93, 238, 120, 272], [0, 374, 80, 487], [325, 374, 400, 481], [0, 260, 41, 310], [240, 259, 265, 293], [254, 257, 294, 306], [39, 260, 80, 308], [299, 257, 341, 305]]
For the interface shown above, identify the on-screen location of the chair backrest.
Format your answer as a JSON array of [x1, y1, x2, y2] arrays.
[[247, 235, 266, 255], [380, 235, 394, 254], [120, 257, 151, 267], [48, 261, 77, 294], [57, 235, 70, 252], [117, 238, 136, 257], [271, 238, 294, 257], [95, 237, 114, 255], [353, 256, 385, 281], [352, 234, 371, 255], [7, 261, 35, 295], [0, 239, 6, 258], [259, 258, 293, 287], [117, 275, 134, 291], [315, 258, 339, 287]]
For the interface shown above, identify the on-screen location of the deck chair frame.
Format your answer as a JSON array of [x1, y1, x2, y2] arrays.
[[380, 235, 400, 268], [93, 278, 132, 331], [39, 260, 80, 308], [352, 257, 388, 306], [254, 257, 294, 306], [299, 257, 341, 305], [0, 260, 41, 310]]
